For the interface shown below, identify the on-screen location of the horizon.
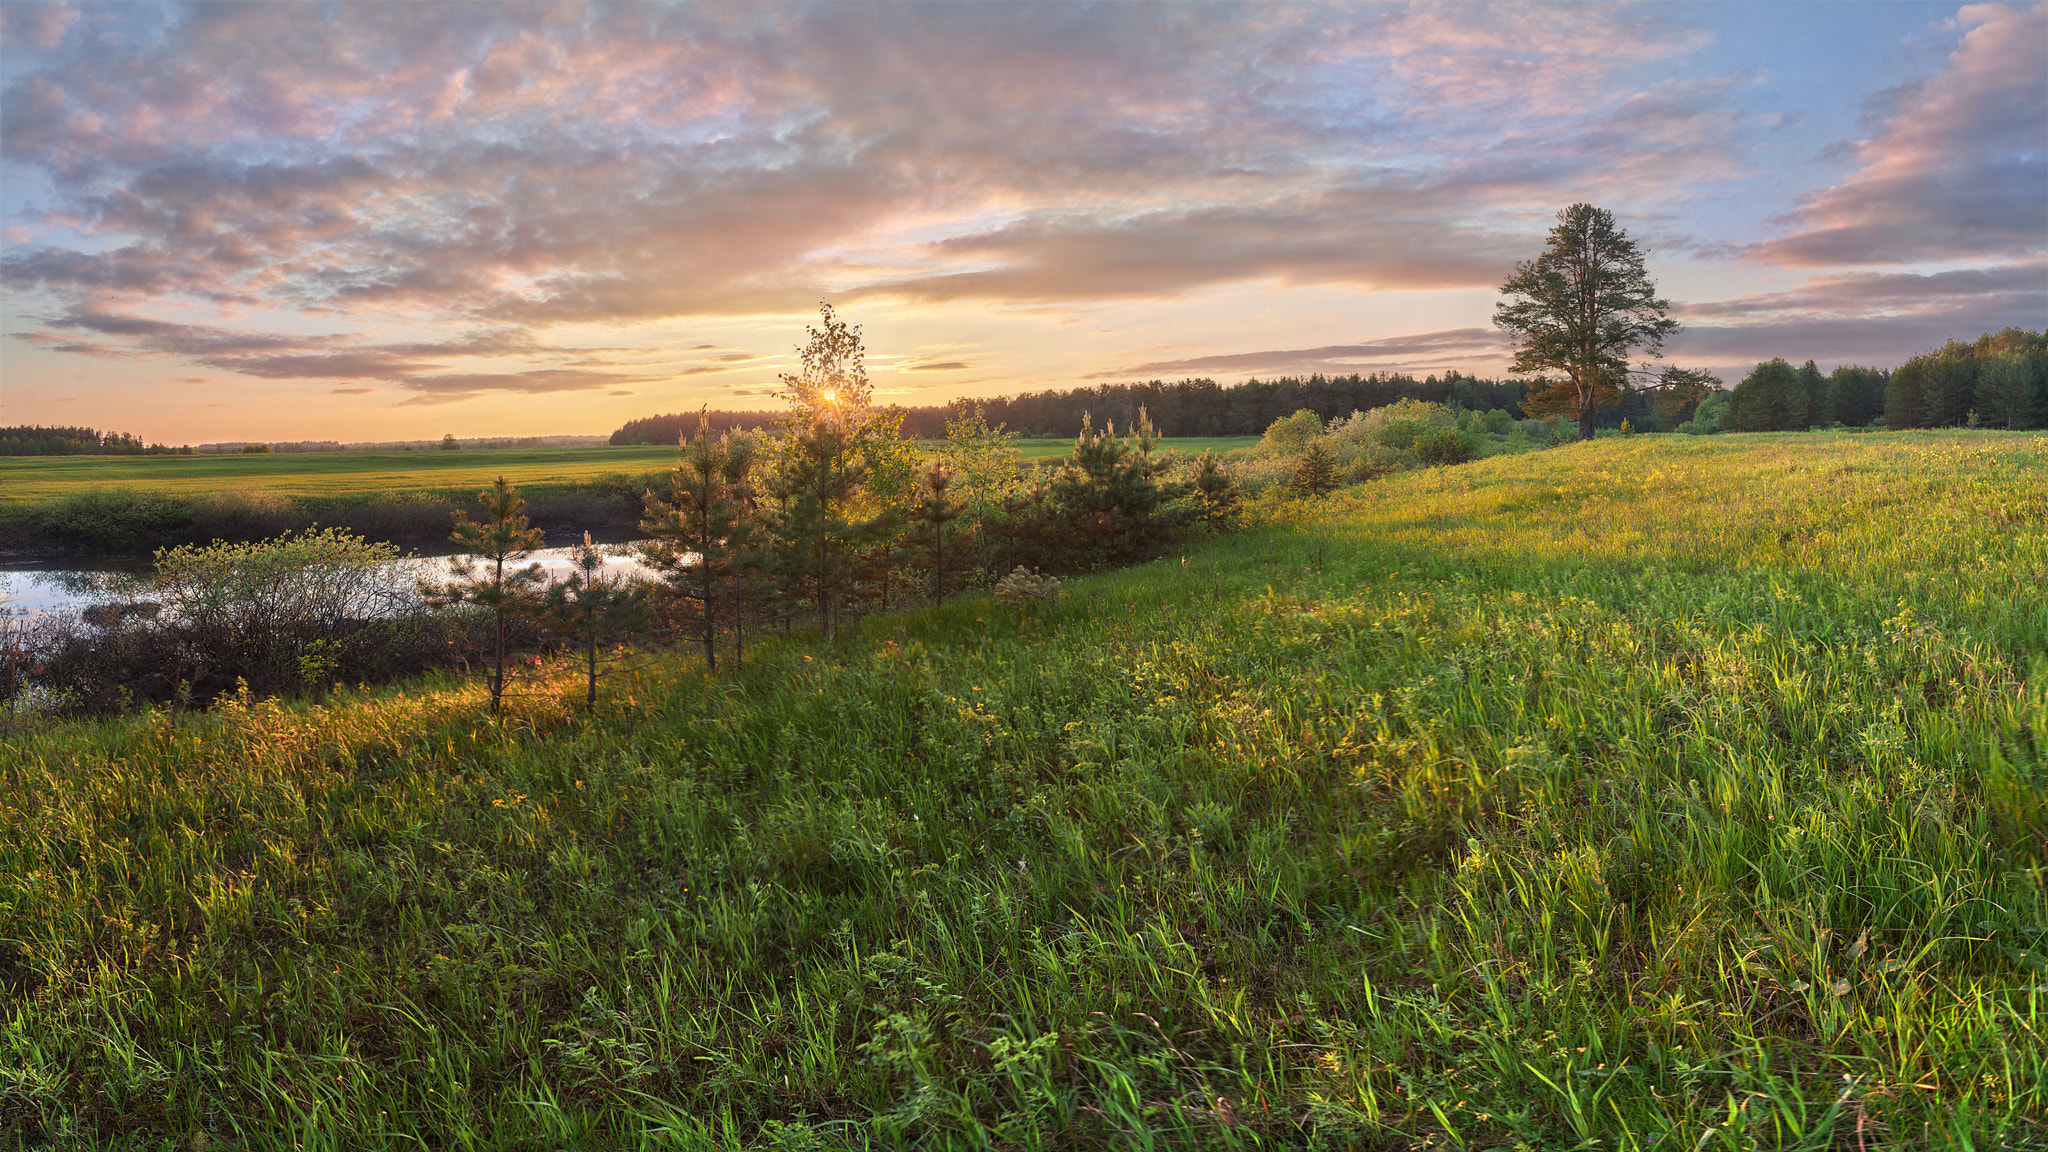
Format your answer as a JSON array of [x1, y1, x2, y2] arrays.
[[2, 1, 2042, 444]]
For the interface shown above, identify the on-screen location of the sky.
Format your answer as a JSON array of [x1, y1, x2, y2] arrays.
[[1, 1, 2042, 444]]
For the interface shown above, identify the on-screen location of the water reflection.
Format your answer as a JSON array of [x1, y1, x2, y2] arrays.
[[0, 543, 662, 619]]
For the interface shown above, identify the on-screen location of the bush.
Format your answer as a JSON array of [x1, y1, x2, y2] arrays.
[[1260, 409, 1323, 452], [6, 530, 465, 712], [1412, 426, 1477, 466]]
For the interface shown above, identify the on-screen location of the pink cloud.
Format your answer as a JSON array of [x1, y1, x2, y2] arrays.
[[1750, 2, 2046, 265]]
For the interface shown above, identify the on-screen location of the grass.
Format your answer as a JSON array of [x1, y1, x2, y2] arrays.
[[3, 429, 2045, 1148], [0, 441, 1262, 508], [0, 447, 685, 507]]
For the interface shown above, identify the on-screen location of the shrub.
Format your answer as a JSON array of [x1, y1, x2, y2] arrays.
[[8, 529, 457, 712], [1287, 441, 1341, 497], [1260, 409, 1324, 452], [1412, 426, 1477, 466]]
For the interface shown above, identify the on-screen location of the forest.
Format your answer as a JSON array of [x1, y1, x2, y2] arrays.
[[1725, 327, 2048, 432], [614, 328, 2048, 450], [0, 426, 192, 456]]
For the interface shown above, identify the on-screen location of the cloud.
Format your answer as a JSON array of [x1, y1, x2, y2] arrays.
[[902, 361, 972, 372], [330, 386, 374, 394], [1750, 2, 2047, 265], [14, 307, 659, 399], [0, 1, 1743, 334], [1669, 260, 2048, 373], [1099, 328, 1511, 379]]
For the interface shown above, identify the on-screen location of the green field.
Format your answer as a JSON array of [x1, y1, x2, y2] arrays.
[[0, 439, 1258, 508], [0, 446, 685, 506], [4, 430, 2045, 1147]]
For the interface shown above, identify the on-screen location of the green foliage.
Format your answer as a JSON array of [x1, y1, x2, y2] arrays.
[[1286, 440, 1341, 496], [239, 442, 271, 454], [440, 433, 461, 450], [1494, 203, 1703, 440], [1794, 359, 1828, 429], [1411, 425, 1477, 465], [7, 433, 2044, 1147], [1674, 390, 1732, 435], [1884, 330, 2047, 430], [1975, 352, 2041, 430], [936, 404, 1025, 529], [1482, 408, 1515, 435], [1828, 365, 1887, 428], [768, 304, 906, 639], [1732, 358, 1803, 431], [542, 532, 651, 708], [1000, 408, 1195, 572], [907, 460, 968, 606], [1191, 450, 1242, 525], [641, 413, 760, 670], [1261, 408, 1324, 452], [426, 477, 547, 713]]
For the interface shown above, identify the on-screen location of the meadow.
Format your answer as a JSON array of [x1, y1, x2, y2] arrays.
[[0, 440, 1259, 552], [0, 447, 684, 507], [2, 430, 2044, 1148]]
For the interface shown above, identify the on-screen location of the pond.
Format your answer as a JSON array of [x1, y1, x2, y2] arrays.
[[0, 537, 664, 620]]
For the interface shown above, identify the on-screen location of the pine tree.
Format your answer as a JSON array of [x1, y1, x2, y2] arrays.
[[1829, 366, 1887, 427], [425, 476, 546, 714], [542, 533, 650, 708], [1885, 358, 1927, 430], [1975, 353, 2040, 430], [1731, 359, 1800, 431], [907, 460, 967, 606], [1795, 360, 1829, 429], [1287, 440, 1340, 497], [1192, 450, 1242, 525], [1493, 204, 1714, 439], [641, 411, 757, 671]]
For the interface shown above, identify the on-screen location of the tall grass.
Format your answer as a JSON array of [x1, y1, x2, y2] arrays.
[[2, 429, 2043, 1148]]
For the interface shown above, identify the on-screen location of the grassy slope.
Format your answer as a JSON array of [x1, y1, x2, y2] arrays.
[[3, 430, 2045, 1149]]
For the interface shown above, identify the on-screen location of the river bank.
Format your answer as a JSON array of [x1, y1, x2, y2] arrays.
[[0, 475, 662, 555]]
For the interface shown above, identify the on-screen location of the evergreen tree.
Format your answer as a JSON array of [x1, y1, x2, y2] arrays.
[[1003, 408, 1193, 572], [1885, 358, 1927, 430], [907, 461, 967, 606], [1731, 359, 1800, 431], [1192, 450, 1242, 525], [1287, 440, 1341, 497], [1975, 353, 2041, 430], [641, 411, 757, 671], [1829, 366, 1887, 427], [1920, 341, 1978, 427], [542, 533, 650, 709], [425, 477, 546, 714], [1795, 360, 1829, 429], [1493, 204, 1714, 440]]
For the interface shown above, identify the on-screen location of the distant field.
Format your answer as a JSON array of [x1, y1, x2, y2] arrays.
[[0, 438, 1265, 507], [0, 446, 684, 506]]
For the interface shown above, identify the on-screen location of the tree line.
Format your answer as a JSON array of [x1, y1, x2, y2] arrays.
[[610, 372, 1534, 446], [0, 426, 193, 456], [1726, 328, 2047, 433]]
